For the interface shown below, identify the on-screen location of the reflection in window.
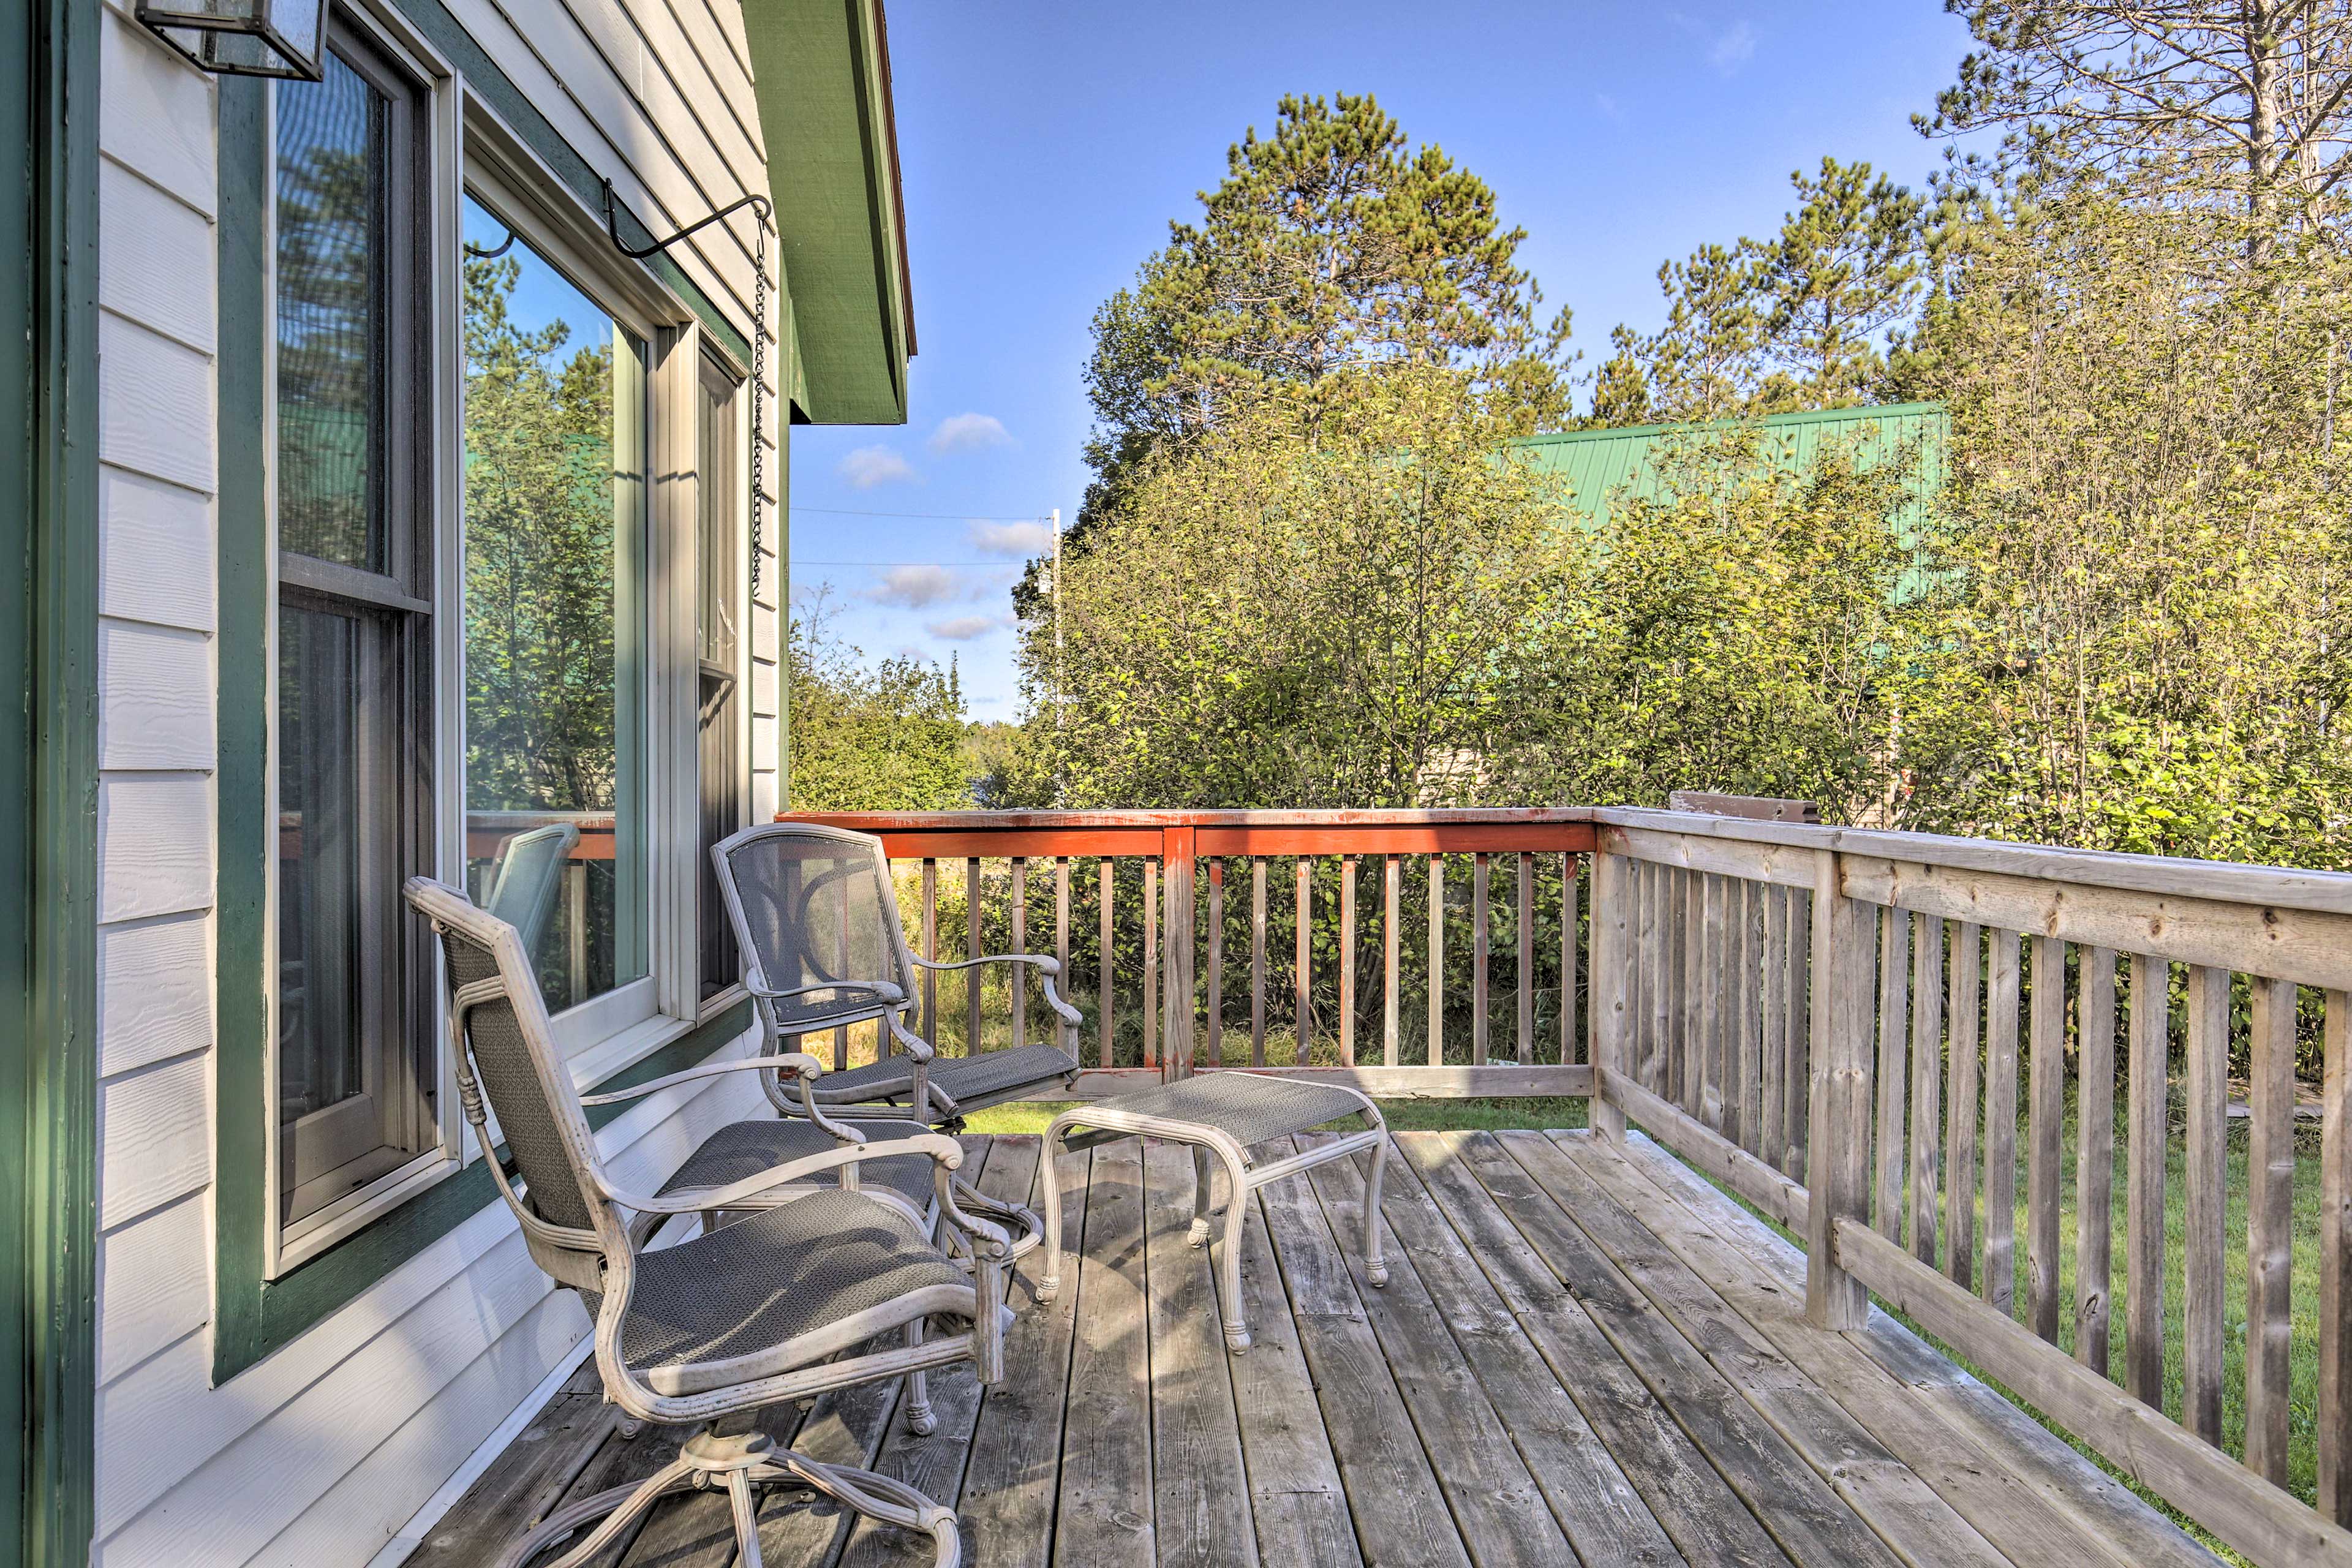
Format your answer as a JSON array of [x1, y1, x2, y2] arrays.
[[274, 37, 435, 1232], [461, 195, 648, 1013]]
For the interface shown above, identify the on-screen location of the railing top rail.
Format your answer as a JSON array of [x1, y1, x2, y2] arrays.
[[1594, 805, 2352, 917], [781, 808, 1594, 829]]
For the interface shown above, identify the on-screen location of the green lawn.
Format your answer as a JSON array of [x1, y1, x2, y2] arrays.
[[967, 1088, 2321, 1567]]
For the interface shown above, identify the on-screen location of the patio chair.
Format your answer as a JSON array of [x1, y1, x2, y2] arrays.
[[711, 821, 1085, 1129], [405, 877, 1014, 1568], [481, 821, 579, 952]]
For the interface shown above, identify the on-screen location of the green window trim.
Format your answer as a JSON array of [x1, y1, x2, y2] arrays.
[[9, 0, 102, 1563], [212, 11, 766, 1384]]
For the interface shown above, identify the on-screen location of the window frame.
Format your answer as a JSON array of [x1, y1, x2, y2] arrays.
[[691, 349, 752, 1016], [263, 10, 453, 1273]]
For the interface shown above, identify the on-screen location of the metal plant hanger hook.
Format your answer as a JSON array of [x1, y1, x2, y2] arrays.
[[598, 178, 777, 597]]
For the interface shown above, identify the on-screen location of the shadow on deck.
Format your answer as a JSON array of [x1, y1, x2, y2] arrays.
[[409, 1129, 2220, 1568]]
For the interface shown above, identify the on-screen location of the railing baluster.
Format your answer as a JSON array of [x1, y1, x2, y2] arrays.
[[1984, 930, 2021, 1317], [2245, 973, 2297, 1482], [1010, 856, 1027, 1050], [1762, 885, 1789, 1167], [1055, 856, 1071, 1047], [1142, 858, 1159, 1069], [1672, 867, 1695, 1109], [1472, 851, 1490, 1066], [2322, 987, 2352, 1522], [1517, 851, 1533, 1063], [1947, 922, 1983, 1289], [1251, 858, 1267, 1068], [2125, 952, 2168, 1407], [1294, 856, 1312, 1064], [1165, 831, 1196, 1080], [965, 857, 982, 1057], [921, 858, 938, 1041], [1910, 913, 1944, 1267], [1097, 858, 1114, 1069], [2184, 962, 2228, 1445], [1428, 856, 1445, 1066], [2027, 935, 2065, 1344], [1699, 873, 1726, 1128], [1875, 904, 1910, 1241], [1739, 880, 1764, 1146], [1638, 861, 1663, 1093], [1589, 849, 1630, 1141], [1383, 854, 1401, 1068], [1340, 854, 1358, 1068], [1560, 854, 1578, 1068], [2075, 946, 2116, 1374], [1207, 858, 1224, 1068], [1785, 886, 1812, 1175], [1806, 847, 1872, 1331]]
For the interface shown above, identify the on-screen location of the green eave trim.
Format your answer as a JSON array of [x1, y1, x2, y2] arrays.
[[742, 0, 911, 425]]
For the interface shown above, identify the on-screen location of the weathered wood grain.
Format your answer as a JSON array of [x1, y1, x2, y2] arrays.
[[1876, 903, 1910, 1242], [1052, 1136, 1155, 1568], [1910, 914, 1945, 1267], [2324, 990, 2352, 1523], [2026, 936, 2065, 1345], [1982, 933, 2021, 1319], [2183, 963, 2229, 1446], [2125, 954, 2169, 1410], [1142, 1139, 1257, 1567], [1945, 925, 1985, 1291], [2243, 976, 2297, 1485], [2075, 948, 2116, 1376]]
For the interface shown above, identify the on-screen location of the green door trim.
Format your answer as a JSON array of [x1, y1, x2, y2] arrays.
[[8, 0, 103, 1561]]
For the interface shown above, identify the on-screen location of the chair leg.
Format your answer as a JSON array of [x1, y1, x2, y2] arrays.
[[1036, 1119, 1070, 1303], [725, 1469, 766, 1568], [904, 1318, 938, 1435], [1361, 1133, 1391, 1289], [781, 1449, 961, 1568], [1219, 1158, 1252, 1355], [1188, 1144, 1215, 1247], [494, 1456, 695, 1568]]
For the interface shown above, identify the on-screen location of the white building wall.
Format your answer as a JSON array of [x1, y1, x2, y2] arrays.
[[87, 0, 789, 1559]]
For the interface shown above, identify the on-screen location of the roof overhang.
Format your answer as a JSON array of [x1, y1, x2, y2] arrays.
[[741, 0, 914, 425]]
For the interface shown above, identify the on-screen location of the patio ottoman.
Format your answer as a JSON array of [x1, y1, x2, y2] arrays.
[[1036, 1074, 1390, 1352]]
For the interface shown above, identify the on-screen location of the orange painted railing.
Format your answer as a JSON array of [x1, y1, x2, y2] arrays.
[[780, 809, 1597, 1098]]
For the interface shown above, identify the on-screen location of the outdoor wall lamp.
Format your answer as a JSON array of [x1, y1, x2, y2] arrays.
[[134, 0, 326, 80]]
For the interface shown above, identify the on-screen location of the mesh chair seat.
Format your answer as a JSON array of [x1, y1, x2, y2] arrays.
[[657, 1117, 938, 1215], [811, 1042, 1079, 1113], [589, 1188, 973, 1398], [1060, 1072, 1372, 1156]]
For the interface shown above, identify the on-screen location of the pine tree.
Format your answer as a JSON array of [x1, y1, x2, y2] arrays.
[[1752, 158, 1924, 406]]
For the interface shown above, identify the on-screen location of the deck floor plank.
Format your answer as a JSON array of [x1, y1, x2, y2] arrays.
[[1541, 1130, 2018, 1568], [418, 1121, 2231, 1568], [1224, 1183, 1363, 1568], [1300, 1133, 1661, 1568], [1141, 1138, 1259, 1567], [1600, 1130, 2225, 1568], [1409, 1132, 1798, 1568], [1256, 1155, 1474, 1568], [957, 1140, 1093, 1566], [1050, 1134, 1156, 1568]]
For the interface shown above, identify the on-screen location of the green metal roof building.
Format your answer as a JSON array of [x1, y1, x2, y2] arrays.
[[1514, 400, 1949, 530]]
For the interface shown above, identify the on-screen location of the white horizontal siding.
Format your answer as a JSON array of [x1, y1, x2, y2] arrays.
[[94, 1056, 765, 1567], [99, 311, 217, 494], [96, 1052, 212, 1232], [97, 1193, 210, 1385], [97, 620, 216, 771], [99, 8, 216, 215], [100, 465, 217, 633], [99, 156, 217, 355], [97, 911, 213, 1078], [96, 772, 216, 924]]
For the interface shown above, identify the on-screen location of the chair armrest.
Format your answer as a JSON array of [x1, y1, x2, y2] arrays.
[[599, 1133, 967, 1215], [578, 1051, 827, 1107], [882, 1012, 935, 1062], [748, 978, 907, 1006], [932, 1166, 1014, 1258], [911, 951, 1084, 1029]]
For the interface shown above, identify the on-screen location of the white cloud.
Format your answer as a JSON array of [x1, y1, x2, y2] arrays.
[[928, 412, 1012, 453], [1595, 92, 1624, 124], [863, 564, 963, 609], [837, 445, 918, 488], [925, 613, 1010, 641], [970, 519, 1056, 557], [1709, 19, 1755, 73]]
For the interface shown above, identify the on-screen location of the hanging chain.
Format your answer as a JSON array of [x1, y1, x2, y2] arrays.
[[749, 217, 768, 599], [597, 177, 774, 597]]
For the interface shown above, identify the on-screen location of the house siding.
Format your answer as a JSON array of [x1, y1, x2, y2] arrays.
[[88, 0, 788, 1559]]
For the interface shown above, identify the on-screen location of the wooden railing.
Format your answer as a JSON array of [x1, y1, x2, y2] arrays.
[[781, 802, 2352, 1567], [780, 809, 1596, 1100], [1585, 805, 2352, 1568]]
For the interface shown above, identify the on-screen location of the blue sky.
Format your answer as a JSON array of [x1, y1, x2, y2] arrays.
[[787, 1, 1987, 721]]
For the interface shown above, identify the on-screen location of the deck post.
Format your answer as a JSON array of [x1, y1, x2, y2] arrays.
[[1806, 847, 1873, 1330], [1589, 849, 1630, 1140], [1163, 825, 1197, 1080]]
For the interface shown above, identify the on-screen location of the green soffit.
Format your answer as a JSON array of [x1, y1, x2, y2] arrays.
[[1515, 400, 1948, 531], [742, 0, 913, 426]]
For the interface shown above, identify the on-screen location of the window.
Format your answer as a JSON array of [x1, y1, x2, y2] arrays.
[[696, 358, 744, 1002], [272, 28, 437, 1235], [459, 191, 652, 1028]]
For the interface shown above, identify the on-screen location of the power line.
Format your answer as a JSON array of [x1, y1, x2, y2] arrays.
[[790, 559, 1025, 567], [791, 505, 1054, 521]]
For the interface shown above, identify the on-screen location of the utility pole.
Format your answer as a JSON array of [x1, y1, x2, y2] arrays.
[[1050, 507, 1064, 802]]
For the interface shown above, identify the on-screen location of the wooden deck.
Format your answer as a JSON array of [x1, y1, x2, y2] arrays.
[[409, 1129, 2224, 1568]]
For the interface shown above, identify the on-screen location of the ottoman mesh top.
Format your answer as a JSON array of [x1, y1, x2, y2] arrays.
[[1063, 1073, 1372, 1153]]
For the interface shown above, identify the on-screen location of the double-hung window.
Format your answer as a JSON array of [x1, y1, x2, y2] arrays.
[[271, 24, 437, 1240], [262, 26, 755, 1267]]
